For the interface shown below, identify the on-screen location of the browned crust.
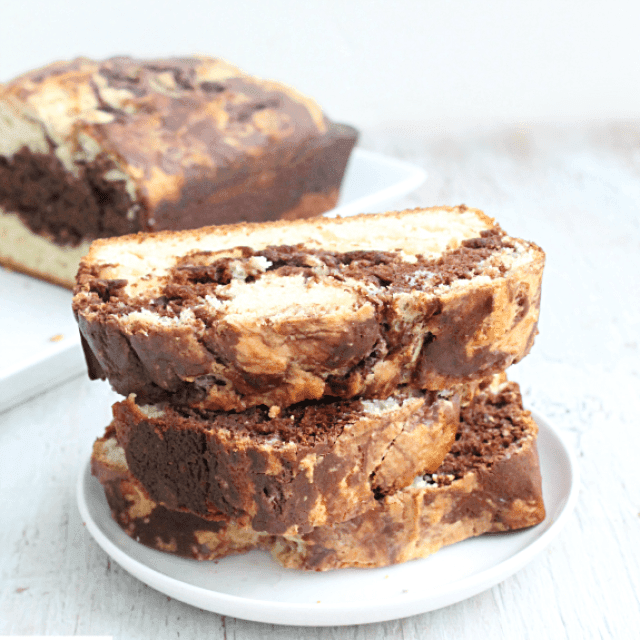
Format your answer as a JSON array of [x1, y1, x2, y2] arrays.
[[92, 381, 545, 570], [279, 189, 340, 221], [112, 388, 460, 534]]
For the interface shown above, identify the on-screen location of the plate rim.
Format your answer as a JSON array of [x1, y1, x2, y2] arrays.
[[330, 148, 428, 218], [77, 410, 579, 627]]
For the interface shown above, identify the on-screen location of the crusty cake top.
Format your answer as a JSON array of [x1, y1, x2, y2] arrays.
[[97, 380, 535, 492], [134, 387, 443, 448]]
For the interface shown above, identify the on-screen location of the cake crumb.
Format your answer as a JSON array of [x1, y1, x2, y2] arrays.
[[50, 334, 64, 342], [269, 406, 281, 418]]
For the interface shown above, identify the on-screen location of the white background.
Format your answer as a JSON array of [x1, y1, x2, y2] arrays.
[[2, 2, 640, 636], [2, 0, 640, 129]]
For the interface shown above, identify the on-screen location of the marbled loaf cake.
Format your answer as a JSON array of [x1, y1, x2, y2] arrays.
[[0, 56, 357, 287]]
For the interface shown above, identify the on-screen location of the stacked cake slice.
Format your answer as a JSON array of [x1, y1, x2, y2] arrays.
[[74, 205, 547, 569], [93, 379, 544, 570]]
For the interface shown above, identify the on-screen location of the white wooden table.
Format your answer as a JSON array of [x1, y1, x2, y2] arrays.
[[1, 122, 639, 639]]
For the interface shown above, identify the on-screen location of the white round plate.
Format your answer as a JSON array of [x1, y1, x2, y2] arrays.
[[77, 411, 578, 627]]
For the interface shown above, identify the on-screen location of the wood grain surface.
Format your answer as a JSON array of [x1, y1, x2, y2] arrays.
[[1, 121, 639, 639]]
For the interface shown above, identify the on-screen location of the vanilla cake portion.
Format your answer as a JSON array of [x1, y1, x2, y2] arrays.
[[0, 56, 356, 288], [73, 206, 545, 411], [92, 380, 546, 570], [113, 386, 460, 535]]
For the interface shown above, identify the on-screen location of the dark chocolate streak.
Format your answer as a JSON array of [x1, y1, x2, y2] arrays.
[[0, 147, 137, 246], [100, 476, 231, 557], [91, 230, 507, 310], [166, 233, 507, 295], [114, 396, 371, 534], [412, 289, 503, 380], [297, 382, 543, 569], [436, 383, 531, 484]]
